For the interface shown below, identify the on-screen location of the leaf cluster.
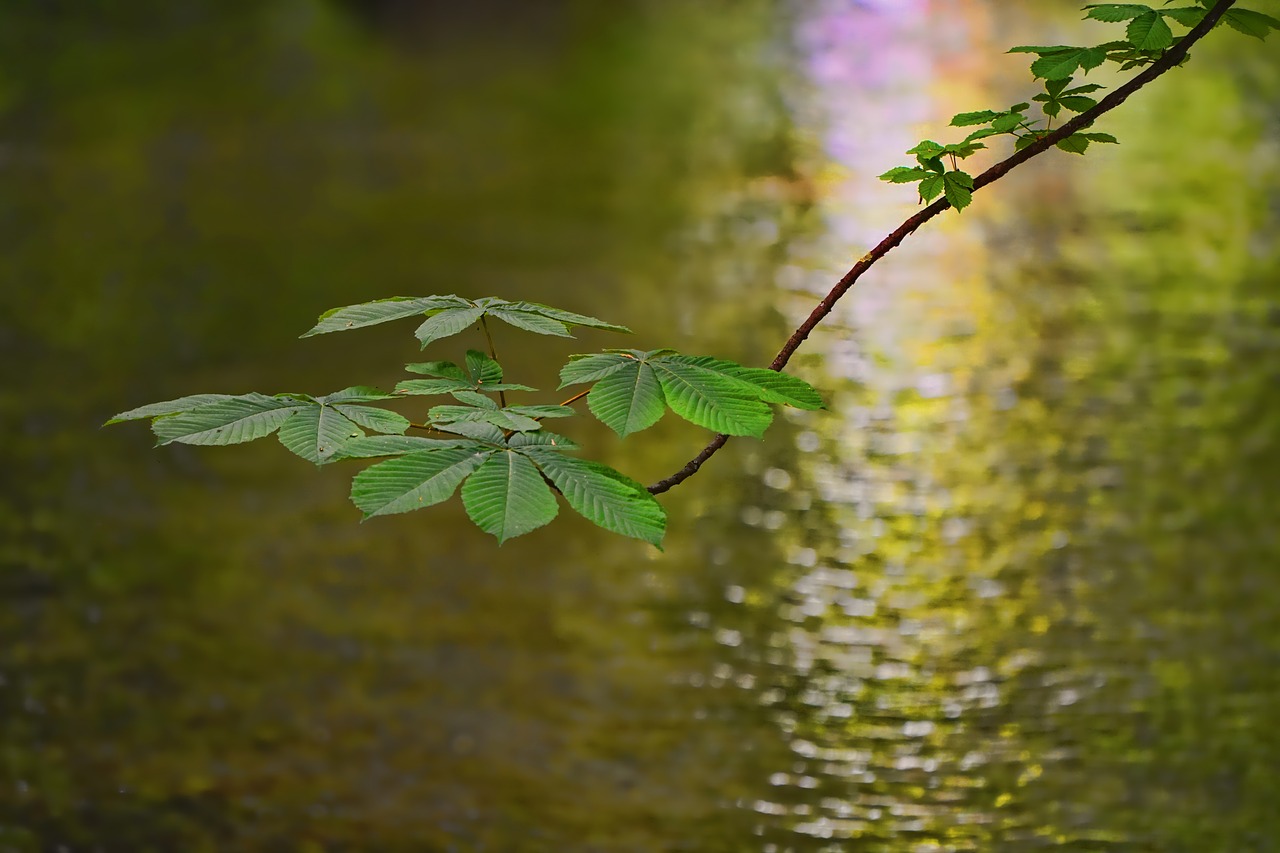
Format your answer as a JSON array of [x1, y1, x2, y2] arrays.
[[878, 0, 1276, 206], [109, 296, 824, 547]]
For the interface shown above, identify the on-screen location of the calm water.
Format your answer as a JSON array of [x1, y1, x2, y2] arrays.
[[2, 1, 1279, 850]]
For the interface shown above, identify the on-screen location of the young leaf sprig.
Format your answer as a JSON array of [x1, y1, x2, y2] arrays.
[[879, 0, 1278, 206], [108, 295, 825, 547]]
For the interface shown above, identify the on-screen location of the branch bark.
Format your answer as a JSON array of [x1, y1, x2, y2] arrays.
[[648, 0, 1236, 496]]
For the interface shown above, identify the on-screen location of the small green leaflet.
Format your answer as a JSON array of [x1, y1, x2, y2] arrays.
[[461, 451, 560, 544], [105, 393, 237, 424], [300, 294, 631, 347], [114, 387, 409, 464], [559, 350, 823, 438], [1056, 132, 1120, 154], [1125, 10, 1174, 50], [150, 394, 308, 446], [1083, 4, 1154, 23], [351, 446, 489, 517]]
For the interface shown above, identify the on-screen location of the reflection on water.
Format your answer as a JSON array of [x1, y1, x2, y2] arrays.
[[1, 0, 1278, 850], [709, 1, 1280, 850]]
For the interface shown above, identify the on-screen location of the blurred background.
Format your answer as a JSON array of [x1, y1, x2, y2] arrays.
[[2, 0, 1279, 850]]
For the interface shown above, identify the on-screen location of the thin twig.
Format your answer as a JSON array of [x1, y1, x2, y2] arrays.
[[647, 0, 1237, 496], [558, 388, 590, 408]]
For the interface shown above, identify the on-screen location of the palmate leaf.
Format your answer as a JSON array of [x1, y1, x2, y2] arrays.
[[301, 294, 629, 348], [520, 447, 666, 546], [331, 405, 411, 435], [151, 394, 307, 446], [461, 450, 559, 544], [351, 446, 490, 517]]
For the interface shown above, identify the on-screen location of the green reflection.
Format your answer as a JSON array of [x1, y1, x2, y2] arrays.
[[0, 0, 805, 848]]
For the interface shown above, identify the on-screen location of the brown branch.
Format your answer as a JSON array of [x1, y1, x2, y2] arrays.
[[648, 0, 1237, 496]]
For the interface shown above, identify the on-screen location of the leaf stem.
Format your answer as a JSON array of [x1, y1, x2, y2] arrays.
[[647, 0, 1238, 496], [478, 316, 508, 408]]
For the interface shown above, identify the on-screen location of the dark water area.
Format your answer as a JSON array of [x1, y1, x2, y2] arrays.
[[2, 1, 1279, 850]]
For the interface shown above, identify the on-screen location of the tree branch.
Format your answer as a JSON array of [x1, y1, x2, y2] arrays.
[[647, 0, 1236, 496]]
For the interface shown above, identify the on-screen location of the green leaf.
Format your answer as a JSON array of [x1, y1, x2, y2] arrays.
[[1160, 6, 1206, 26], [461, 451, 559, 543], [991, 112, 1025, 132], [1081, 132, 1120, 143], [437, 421, 507, 442], [335, 435, 482, 459], [949, 109, 1001, 126], [506, 301, 631, 333], [1222, 8, 1280, 39], [1030, 45, 1109, 79], [331, 405, 410, 436], [1014, 133, 1044, 151], [520, 448, 666, 546], [587, 362, 666, 437], [1058, 95, 1099, 112], [650, 360, 773, 438], [943, 171, 975, 210], [963, 127, 1003, 143], [488, 411, 542, 432], [151, 394, 305, 446], [1008, 45, 1077, 55], [1084, 4, 1152, 23], [403, 360, 466, 380], [316, 386, 395, 404], [504, 405, 576, 419], [1056, 133, 1092, 154], [717, 367, 824, 410], [878, 166, 930, 183], [559, 352, 632, 386], [665, 356, 824, 411], [415, 306, 485, 347], [906, 140, 946, 159], [277, 403, 364, 464], [464, 350, 503, 386], [919, 173, 945, 202], [506, 430, 580, 450], [301, 295, 468, 337], [351, 447, 489, 518], [449, 391, 499, 409], [395, 378, 474, 396], [1127, 10, 1174, 49], [106, 394, 236, 424], [485, 307, 572, 337]]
